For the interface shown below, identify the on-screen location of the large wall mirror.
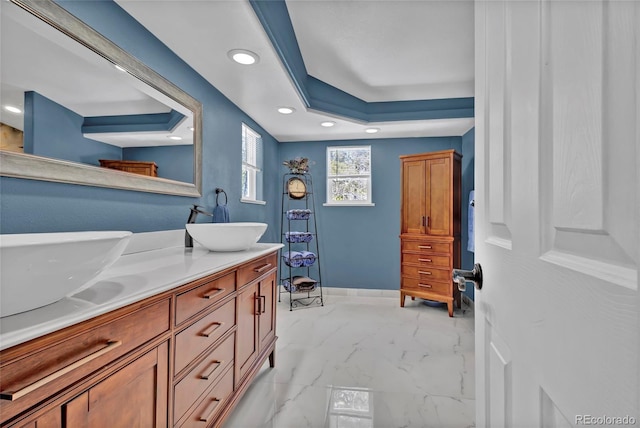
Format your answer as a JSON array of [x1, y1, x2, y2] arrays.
[[0, 0, 202, 197]]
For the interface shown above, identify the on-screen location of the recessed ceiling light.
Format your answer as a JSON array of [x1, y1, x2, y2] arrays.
[[114, 64, 127, 72], [4, 106, 21, 114], [168, 136, 183, 141], [228, 49, 259, 65], [278, 107, 295, 115], [321, 121, 335, 127], [365, 128, 379, 134], [188, 126, 195, 131]]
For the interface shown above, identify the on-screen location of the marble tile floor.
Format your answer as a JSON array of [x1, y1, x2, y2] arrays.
[[222, 294, 475, 428]]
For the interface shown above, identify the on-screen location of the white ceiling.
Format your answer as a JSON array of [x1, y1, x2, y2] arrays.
[[115, 0, 475, 142]]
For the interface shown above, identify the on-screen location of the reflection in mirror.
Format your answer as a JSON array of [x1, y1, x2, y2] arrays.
[[0, 0, 202, 196]]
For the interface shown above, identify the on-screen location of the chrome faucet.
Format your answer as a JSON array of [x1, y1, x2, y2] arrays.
[[185, 204, 213, 248]]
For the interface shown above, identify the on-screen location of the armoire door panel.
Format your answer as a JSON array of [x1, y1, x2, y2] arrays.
[[427, 157, 452, 236], [402, 160, 426, 235]]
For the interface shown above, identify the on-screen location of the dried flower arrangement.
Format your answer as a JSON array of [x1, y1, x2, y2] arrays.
[[283, 157, 310, 174]]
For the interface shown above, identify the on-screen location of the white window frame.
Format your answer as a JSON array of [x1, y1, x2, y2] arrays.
[[241, 123, 265, 204], [324, 145, 374, 206]]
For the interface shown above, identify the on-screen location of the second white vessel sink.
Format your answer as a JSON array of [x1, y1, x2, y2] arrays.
[[186, 222, 267, 252], [0, 231, 132, 317]]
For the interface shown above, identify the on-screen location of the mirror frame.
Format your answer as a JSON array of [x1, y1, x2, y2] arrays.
[[0, 0, 202, 197]]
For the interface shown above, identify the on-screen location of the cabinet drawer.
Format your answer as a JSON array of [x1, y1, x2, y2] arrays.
[[0, 299, 170, 422], [175, 272, 236, 325], [402, 265, 451, 281], [402, 277, 452, 296], [237, 253, 277, 287], [401, 240, 451, 254], [402, 253, 451, 268], [174, 332, 235, 424], [174, 299, 235, 374], [180, 367, 234, 428]]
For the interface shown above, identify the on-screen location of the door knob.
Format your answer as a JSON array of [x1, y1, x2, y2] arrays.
[[452, 263, 483, 291]]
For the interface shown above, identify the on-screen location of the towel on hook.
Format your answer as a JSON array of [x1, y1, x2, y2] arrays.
[[212, 189, 230, 223], [212, 204, 229, 223]]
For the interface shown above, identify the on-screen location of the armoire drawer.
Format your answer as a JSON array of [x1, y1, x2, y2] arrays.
[[174, 332, 235, 424], [402, 253, 451, 268], [175, 272, 236, 326], [174, 298, 235, 375], [401, 265, 451, 281], [401, 277, 451, 296], [401, 240, 451, 254], [237, 253, 277, 288], [0, 299, 170, 422], [180, 366, 234, 427]]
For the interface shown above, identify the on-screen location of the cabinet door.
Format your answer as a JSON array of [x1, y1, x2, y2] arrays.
[[63, 341, 169, 428], [16, 408, 61, 428], [258, 272, 277, 352], [426, 157, 451, 236], [236, 283, 259, 383], [401, 160, 426, 234]]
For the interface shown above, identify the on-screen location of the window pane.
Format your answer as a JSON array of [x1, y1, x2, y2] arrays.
[[329, 178, 369, 201], [329, 148, 370, 176], [241, 123, 262, 201], [241, 166, 248, 198]]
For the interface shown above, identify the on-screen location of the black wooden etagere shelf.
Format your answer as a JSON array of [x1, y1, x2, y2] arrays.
[[279, 173, 324, 310]]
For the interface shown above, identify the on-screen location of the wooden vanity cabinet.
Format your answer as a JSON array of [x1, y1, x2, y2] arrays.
[[64, 341, 169, 427], [0, 250, 279, 428], [0, 297, 172, 427], [236, 270, 277, 384]]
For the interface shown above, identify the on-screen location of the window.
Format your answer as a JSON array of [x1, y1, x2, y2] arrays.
[[241, 123, 263, 203], [326, 145, 373, 206]]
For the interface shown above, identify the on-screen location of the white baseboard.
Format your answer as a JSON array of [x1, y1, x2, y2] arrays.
[[322, 287, 399, 298], [320, 287, 475, 309]]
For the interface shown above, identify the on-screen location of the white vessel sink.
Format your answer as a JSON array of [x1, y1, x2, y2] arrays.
[[186, 222, 267, 252], [0, 231, 132, 317]]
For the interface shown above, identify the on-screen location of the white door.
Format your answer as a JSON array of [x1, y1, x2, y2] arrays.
[[474, 1, 639, 427]]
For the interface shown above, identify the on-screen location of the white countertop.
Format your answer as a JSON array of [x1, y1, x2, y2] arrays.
[[0, 231, 283, 351]]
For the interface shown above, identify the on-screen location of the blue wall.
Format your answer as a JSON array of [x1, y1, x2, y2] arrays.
[[0, 0, 280, 242], [24, 91, 121, 165], [124, 145, 193, 183], [279, 137, 472, 291]]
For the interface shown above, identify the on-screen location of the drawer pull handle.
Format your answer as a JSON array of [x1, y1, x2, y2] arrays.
[[418, 258, 432, 263], [418, 283, 433, 289], [0, 340, 122, 401], [418, 271, 432, 275], [200, 322, 224, 338], [418, 245, 432, 249], [203, 287, 226, 299], [253, 263, 272, 273], [200, 360, 223, 380], [198, 398, 223, 422]]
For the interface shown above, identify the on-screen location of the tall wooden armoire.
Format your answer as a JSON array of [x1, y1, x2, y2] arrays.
[[399, 149, 462, 316]]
